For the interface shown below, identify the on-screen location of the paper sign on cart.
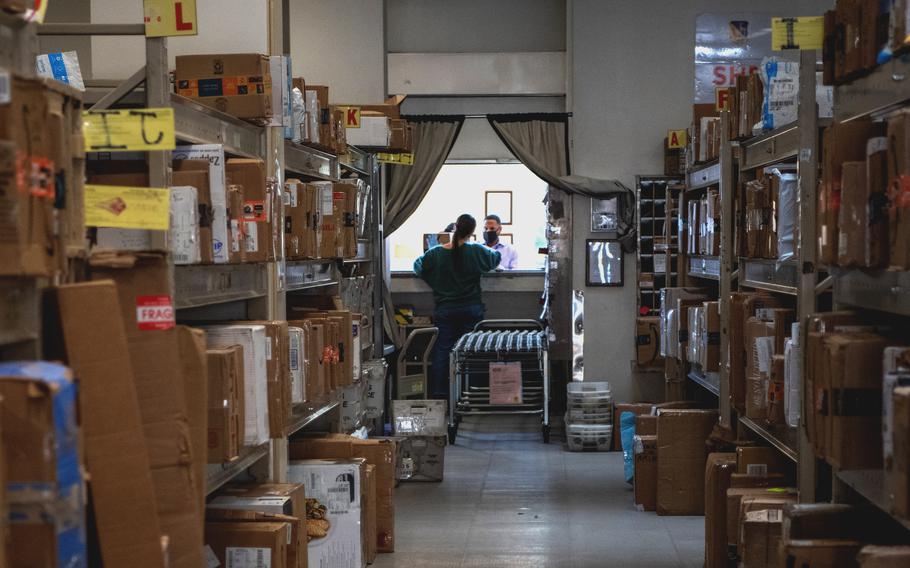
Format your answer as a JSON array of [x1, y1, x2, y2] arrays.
[[85, 184, 171, 231], [490, 362, 523, 405], [83, 108, 175, 152], [144, 0, 198, 37]]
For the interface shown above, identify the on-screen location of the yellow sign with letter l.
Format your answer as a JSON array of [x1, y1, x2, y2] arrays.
[[143, 0, 198, 37], [771, 16, 824, 51], [83, 108, 176, 152], [84, 185, 171, 231]]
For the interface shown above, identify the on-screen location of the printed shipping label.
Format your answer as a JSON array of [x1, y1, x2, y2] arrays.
[[245, 221, 259, 252], [225, 547, 271, 568], [746, 463, 768, 477], [327, 481, 352, 514], [756, 337, 774, 374], [136, 295, 175, 330], [205, 545, 221, 568]]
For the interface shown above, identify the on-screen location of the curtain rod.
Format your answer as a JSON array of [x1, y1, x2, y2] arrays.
[[464, 112, 573, 119]]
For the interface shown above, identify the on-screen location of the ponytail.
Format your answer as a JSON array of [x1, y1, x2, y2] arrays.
[[452, 213, 476, 268]]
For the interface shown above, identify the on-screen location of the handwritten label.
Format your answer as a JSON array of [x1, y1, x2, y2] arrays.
[[376, 152, 413, 166], [772, 17, 824, 51], [84, 184, 171, 230], [83, 108, 175, 152], [144, 0, 198, 37]]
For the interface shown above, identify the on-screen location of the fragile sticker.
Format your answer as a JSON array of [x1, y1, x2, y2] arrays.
[[136, 295, 175, 331]]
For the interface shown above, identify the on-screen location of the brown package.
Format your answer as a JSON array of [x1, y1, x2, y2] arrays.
[[328, 310, 355, 387], [89, 251, 203, 568], [837, 161, 869, 267], [741, 509, 784, 568], [701, 301, 720, 372], [364, 464, 378, 564], [176, 326, 208, 530], [866, 137, 890, 267], [206, 346, 244, 463], [239, 320, 291, 437], [204, 522, 289, 568], [890, 387, 910, 518], [175, 54, 273, 120], [173, 161, 214, 264], [227, 158, 272, 262], [634, 435, 658, 512], [745, 317, 775, 420], [726, 487, 796, 547], [227, 184, 247, 263], [294, 319, 327, 399], [284, 179, 309, 260], [738, 495, 797, 552], [636, 414, 657, 437], [887, 110, 910, 269], [767, 355, 787, 426], [656, 409, 718, 515], [636, 316, 663, 368], [784, 540, 863, 568], [45, 282, 166, 568], [737, 446, 790, 477], [858, 545, 910, 567], [704, 453, 737, 568], [204, 510, 303, 568]]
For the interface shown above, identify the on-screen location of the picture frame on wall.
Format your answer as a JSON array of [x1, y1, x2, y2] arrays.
[[485, 190, 513, 225], [586, 239, 623, 287], [591, 196, 619, 232]]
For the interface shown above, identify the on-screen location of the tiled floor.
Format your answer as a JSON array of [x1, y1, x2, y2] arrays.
[[373, 418, 704, 568]]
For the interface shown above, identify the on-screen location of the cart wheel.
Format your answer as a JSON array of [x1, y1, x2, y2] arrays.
[[448, 425, 458, 444], [542, 424, 551, 444]]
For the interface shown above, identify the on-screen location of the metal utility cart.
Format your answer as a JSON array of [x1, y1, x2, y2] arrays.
[[448, 320, 550, 443]]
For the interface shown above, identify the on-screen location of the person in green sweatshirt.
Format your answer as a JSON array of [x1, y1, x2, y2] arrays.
[[414, 213, 501, 399]]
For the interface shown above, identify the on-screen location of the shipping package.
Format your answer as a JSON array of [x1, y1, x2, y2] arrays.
[[364, 465, 378, 564], [237, 320, 291, 438], [206, 346, 244, 463], [284, 179, 309, 260], [204, 509, 303, 568], [866, 137, 889, 267], [887, 110, 910, 269], [784, 539, 863, 567], [227, 158, 273, 262], [214, 483, 306, 523], [175, 54, 273, 120], [204, 521, 289, 568], [738, 495, 797, 553], [858, 545, 910, 567], [328, 310, 355, 387], [633, 435, 658, 512], [659, 287, 707, 358], [726, 487, 796, 548], [838, 161, 869, 266], [313, 181, 336, 258], [173, 161, 214, 264], [88, 251, 203, 568], [704, 453, 737, 568], [656, 409, 718, 515], [636, 316, 663, 368], [227, 184, 247, 263], [398, 436, 446, 482], [332, 183, 353, 259], [389, 118, 412, 152], [299, 320, 326, 399], [745, 317, 776, 420], [173, 145, 230, 263], [347, 112, 391, 147], [636, 414, 657, 436], [176, 326, 208, 530], [202, 325, 270, 445], [288, 459, 363, 568], [0, 362, 87, 568], [169, 185, 201, 265], [737, 446, 790, 477], [891, 387, 910, 518], [741, 509, 784, 568], [700, 301, 720, 372], [47, 282, 165, 568]]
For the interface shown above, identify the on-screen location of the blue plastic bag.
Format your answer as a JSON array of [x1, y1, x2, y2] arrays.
[[621, 411, 638, 484]]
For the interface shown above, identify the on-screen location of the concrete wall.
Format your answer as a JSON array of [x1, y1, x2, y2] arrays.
[[568, 0, 832, 402], [392, 274, 544, 321]]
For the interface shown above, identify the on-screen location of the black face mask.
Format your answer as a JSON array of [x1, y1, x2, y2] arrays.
[[483, 230, 498, 245]]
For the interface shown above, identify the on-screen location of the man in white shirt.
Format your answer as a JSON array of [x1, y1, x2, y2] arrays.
[[483, 214, 518, 270]]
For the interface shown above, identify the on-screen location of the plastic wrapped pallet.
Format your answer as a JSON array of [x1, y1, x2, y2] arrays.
[[659, 288, 707, 358]]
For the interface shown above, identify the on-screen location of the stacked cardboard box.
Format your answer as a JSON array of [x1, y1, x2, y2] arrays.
[[175, 54, 273, 121], [227, 158, 276, 262], [887, 110, 910, 269], [391, 400, 447, 482], [730, 72, 763, 139], [633, 414, 659, 511], [780, 504, 864, 567], [635, 316, 663, 368], [743, 308, 794, 422], [207, 346, 245, 462], [890, 386, 910, 519], [823, 2, 890, 85], [656, 409, 718, 515]]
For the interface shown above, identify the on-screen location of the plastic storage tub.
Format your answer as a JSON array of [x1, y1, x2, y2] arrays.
[[565, 423, 613, 452]]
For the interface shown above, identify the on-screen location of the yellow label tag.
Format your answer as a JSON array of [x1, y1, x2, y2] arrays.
[[338, 106, 361, 128], [667, 130, 687, 149], [143, 0, 198, 37], [772, 16, 824, 51], [24, 0, 50, 23], [83, 108, 176, 152], [715, 87, 732, 111], [376, 152, 414, 166], [85, 185, 171, 231]]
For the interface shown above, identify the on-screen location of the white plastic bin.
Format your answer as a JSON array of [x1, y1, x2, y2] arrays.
[[565, 423, 613, 452]]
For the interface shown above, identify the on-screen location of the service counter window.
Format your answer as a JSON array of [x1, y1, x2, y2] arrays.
[[388, 163, 547, 273]]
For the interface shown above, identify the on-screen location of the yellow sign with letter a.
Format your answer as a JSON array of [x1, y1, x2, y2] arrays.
[[667, 130, 687, 149], [85, 185, 171, 231], [144, 0, 198, 37], [83, 108, 175, 152]]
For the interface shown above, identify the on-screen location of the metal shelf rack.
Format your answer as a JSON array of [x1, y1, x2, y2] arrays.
[[687, 368, 719, 396], [688, 255, 721, 280], [739, 258, 799, 296], [739, 417, 798, 463], [833, 268, 910, 317], [835, 469, 910, 532]]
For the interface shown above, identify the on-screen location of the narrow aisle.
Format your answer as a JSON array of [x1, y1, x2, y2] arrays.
[[375, 420, 704, 568]]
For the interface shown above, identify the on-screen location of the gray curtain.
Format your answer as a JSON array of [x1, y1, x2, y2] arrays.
[[386, 116, 465, 235], [383, 115, 465, 347]]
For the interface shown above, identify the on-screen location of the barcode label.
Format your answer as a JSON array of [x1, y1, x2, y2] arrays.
[[328, 481, 351, 514], [0, 71, 10, 105], [225, 547, 271, 568], [747, 463, 768, 477], [290, 348, 300, 370], [767, 509, 781, 522]]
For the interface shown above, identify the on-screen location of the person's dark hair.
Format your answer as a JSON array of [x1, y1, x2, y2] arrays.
[[484, 214, 501, 224], [452, 213, 476, 268], [444, 222, 456, 232]]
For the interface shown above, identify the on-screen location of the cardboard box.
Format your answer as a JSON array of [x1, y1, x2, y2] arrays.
[[46, 282, 166, 568], [704, 453, 737, 568], [313, 181, 336, 258], [173, 161, 214, 264], [866, 137, 889, 267], [347, 113, 391, 147], [364, 465, 378, 564], [730, 473, 789, 488], [204, 522, 289, 568], [299, 320, 326, 399], [227, 184, 247, 263], [741, 509, 784, 568], [858, 545, 910, 566], [288, 459, 363, 567], [784, 539, 863, 567], [392, 399, 448, 437], [634, 435, 659, 512], [389, 118, 412, 152], [227, 158, 273, 262], [636, 316, 663, 368], [331, 183, 354, 259], [838, 161, 869, 266], [738, 495, 797, 550], [730, 293, 778, 411], [175, 54, 273, 120], [328, 310, 355, 387], [169, 185, 201, 264], [206, 346, 244, 463], [820, 120, 881, 265], [289, 436, 397, 552], [737, 446, 791, 478], [239, 321, 291, 438], [284, 179, 309, 260], [203, 325, 270, 445], [398, 436, 446, 482], [887, 110, 910, 269], [889, 386, 910, 517], [656, 409, 718, 515], [88, 252, 203, 568], [745, 317, 776, 420], [205, 510, 303, 568], [215, 483, 306, 522], [0, 362, 87, 568], [701, 301, 720, 372], [613, 403, 653, 453], [825, 332, 888, 469], [173, 145, 230, 263], [726, 487, 796, 547], [636, 414, 657, 436], [177, 326, 208, 531], [341, 183, 358, 259]]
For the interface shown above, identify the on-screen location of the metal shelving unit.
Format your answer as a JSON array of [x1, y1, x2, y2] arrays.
[[833, 268, 910, 317], [739, 258, 799, 296], [688, 255, 721, 280], [739, 416, 798, 462], [687, 368, 719, 396], [686, 160, 721, 191], [835, 470, 910, 532]]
